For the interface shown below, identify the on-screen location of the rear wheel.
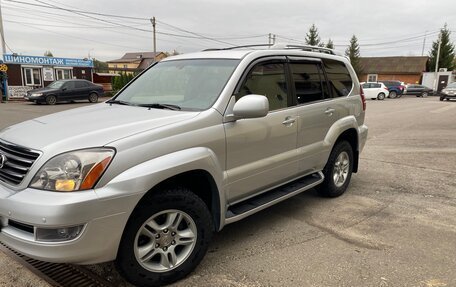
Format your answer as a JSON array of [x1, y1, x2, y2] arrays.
[[422, 91, 429, 97], [389, 91, 397, 99], [88, 93, 98, 103], [116, 188, 213, 286], [317, 141, 354, 197], [377, 93, 386, 100], [45, 95, 57, 105]]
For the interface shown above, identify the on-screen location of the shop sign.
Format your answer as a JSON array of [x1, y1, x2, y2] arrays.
[[3, 54, 93, 67], [43, 67, 54, 81]]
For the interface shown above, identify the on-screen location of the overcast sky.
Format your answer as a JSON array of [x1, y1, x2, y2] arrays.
[[2, 0, 455, 61]]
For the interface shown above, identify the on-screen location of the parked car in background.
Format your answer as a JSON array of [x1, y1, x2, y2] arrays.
[[25, 79, 104, 105], [440, 82, 456, 101], [404, 84, 435, 97], [379, 80, 405, 98], [361, 82, 389, 100]]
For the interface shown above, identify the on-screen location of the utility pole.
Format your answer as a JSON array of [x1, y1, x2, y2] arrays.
[[421, 31, 427, 56], [0, 0, 7, 59], [272, 34, 276, 45], [433, 31, 442, 91], [150, 17, 156, 62], [268, 33, 272, 45]]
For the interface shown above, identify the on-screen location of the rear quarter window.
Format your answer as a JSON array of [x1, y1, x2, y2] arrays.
[[323, 59, 353, 97]]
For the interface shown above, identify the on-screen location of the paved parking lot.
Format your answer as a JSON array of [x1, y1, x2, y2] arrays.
[[0, 97, 455, 287]]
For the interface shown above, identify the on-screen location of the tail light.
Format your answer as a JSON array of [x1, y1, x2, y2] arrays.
[[360, 85, 366, 111], [385, 86, 389, 91]]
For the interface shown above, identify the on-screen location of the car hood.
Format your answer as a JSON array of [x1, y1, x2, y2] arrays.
[[443, 88, 456, 92], [28, 87, 59, 94], [0, 103, 199, 151]]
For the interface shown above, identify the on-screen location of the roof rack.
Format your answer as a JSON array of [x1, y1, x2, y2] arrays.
[[203, 44, 273, 51], [202, 43, 344, 57]]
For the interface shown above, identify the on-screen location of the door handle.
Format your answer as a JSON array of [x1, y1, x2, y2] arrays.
[[282, 117, 296, 126], [324, 108, 335, 116]]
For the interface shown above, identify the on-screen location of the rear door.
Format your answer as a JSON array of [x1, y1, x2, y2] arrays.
[[224, 57, 298, 203], [289, 57, 338, 174], [74, 81, 90, 99]]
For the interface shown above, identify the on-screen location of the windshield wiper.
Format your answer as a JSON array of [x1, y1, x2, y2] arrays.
[[137, 103, 182, 110], [106, 99, 131, 106]]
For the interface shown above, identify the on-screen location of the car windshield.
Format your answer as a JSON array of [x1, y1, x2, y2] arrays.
[[114, 59, 240, 111], [47, 80, 66, 89], [447, 82, 456, 88]]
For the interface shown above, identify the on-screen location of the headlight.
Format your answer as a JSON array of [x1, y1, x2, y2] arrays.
[[31, 93, 43, 97], [30, 148, 115, 192]]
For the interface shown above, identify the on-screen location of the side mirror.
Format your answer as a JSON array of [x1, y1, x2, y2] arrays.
[[232, 94, 269, 119], [62, 87, 67, 91]]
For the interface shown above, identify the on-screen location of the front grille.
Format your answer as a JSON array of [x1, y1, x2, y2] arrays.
[[0, 140, 40, 186]]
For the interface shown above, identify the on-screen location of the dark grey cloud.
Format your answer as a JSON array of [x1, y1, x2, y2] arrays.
[[2, 0, 455, 61]]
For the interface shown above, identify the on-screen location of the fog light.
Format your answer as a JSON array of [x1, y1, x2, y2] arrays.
[[35, 225, 84, 242]]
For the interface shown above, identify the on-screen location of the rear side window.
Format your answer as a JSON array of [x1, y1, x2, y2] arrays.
[[323, 59, 353, 97], [372, 83, 381, 88], [75, 81, 89, 88], [290, 62, 329, 104]]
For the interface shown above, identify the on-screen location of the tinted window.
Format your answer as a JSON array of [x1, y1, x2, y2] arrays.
[[238, 62, 288, 111], [372, 83, 381, 88], [63, 81, 75, 89], [290, 62, 326, 104], [362, 83, 370, 89], [323, 59, 353, 97], [75, 81, 89, 88]]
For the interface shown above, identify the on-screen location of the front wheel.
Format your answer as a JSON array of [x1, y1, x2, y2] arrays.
[[389, 91, 397, 99], [422, 91, 428, 97], [116, 188, 213, 286], [316, 141, 354, 197], [45, 95, 57, 105]]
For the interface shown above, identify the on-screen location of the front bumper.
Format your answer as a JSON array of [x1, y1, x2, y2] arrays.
[[0, 184, 143, 264], [24, 95, 45, 102]]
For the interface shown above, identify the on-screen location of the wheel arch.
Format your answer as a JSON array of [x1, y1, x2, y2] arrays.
[[324, 117, 360, 173]]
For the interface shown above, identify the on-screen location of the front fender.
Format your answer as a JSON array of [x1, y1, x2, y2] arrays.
[[96, 147, 225, 227]]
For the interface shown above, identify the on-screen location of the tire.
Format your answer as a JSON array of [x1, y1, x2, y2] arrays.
[[316, 141, 354, 197], [389, 91, 397, 99], [116, 188, 213, 286], [45, 95, 57, 105], [422, 91, 428, 97], [88, 93, 98, 103], [377, 93, 386, 100], [440, 96, 444, 101]]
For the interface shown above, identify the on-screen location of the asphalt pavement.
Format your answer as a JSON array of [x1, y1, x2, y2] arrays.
[[0, 96, 455, 287]]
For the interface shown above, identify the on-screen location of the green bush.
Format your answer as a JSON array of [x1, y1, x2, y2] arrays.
[[112, 72, 136, 91]]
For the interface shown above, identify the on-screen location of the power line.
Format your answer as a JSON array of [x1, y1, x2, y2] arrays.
[[5, 0, 149, 20]]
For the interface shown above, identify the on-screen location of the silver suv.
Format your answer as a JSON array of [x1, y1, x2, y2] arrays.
[[0, 45, 368, 286]]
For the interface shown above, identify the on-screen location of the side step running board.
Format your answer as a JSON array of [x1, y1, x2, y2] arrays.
[[225, 171, 324, 224]]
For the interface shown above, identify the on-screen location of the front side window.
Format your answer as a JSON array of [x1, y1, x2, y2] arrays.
[[323, 59, 353, 97], [47, 80, 65, 89], [290, 62, 328, 104], [115, 59, 239, 111], [238, 62, 288, 111]]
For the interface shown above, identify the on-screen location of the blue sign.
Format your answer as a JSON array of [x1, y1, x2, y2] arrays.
[[3, 54, 93, 67]]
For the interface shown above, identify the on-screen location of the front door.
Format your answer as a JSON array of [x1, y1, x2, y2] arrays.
[[224, 58, 298, 204]]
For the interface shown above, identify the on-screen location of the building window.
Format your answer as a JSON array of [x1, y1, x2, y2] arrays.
[[123, 64, 128, 68], [367, 74, 378, 82], [113, 64, 118, 68], [23, 68, 42, 86], [56, 69, 73, 80]]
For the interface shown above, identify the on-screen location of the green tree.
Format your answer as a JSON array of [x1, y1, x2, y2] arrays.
[[428, 24, 455, 71], [305, 24, 322, 46], [93, 58, 109, 73], [345, 35, 362, 75], [326, 39, 334, 49], [44, 50, 53, 57]]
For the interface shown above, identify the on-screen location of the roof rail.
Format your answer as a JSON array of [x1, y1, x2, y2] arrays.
[[203, 44, 272, 51], [202, 43, 344, 57], [271, 44, 344, 56]]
